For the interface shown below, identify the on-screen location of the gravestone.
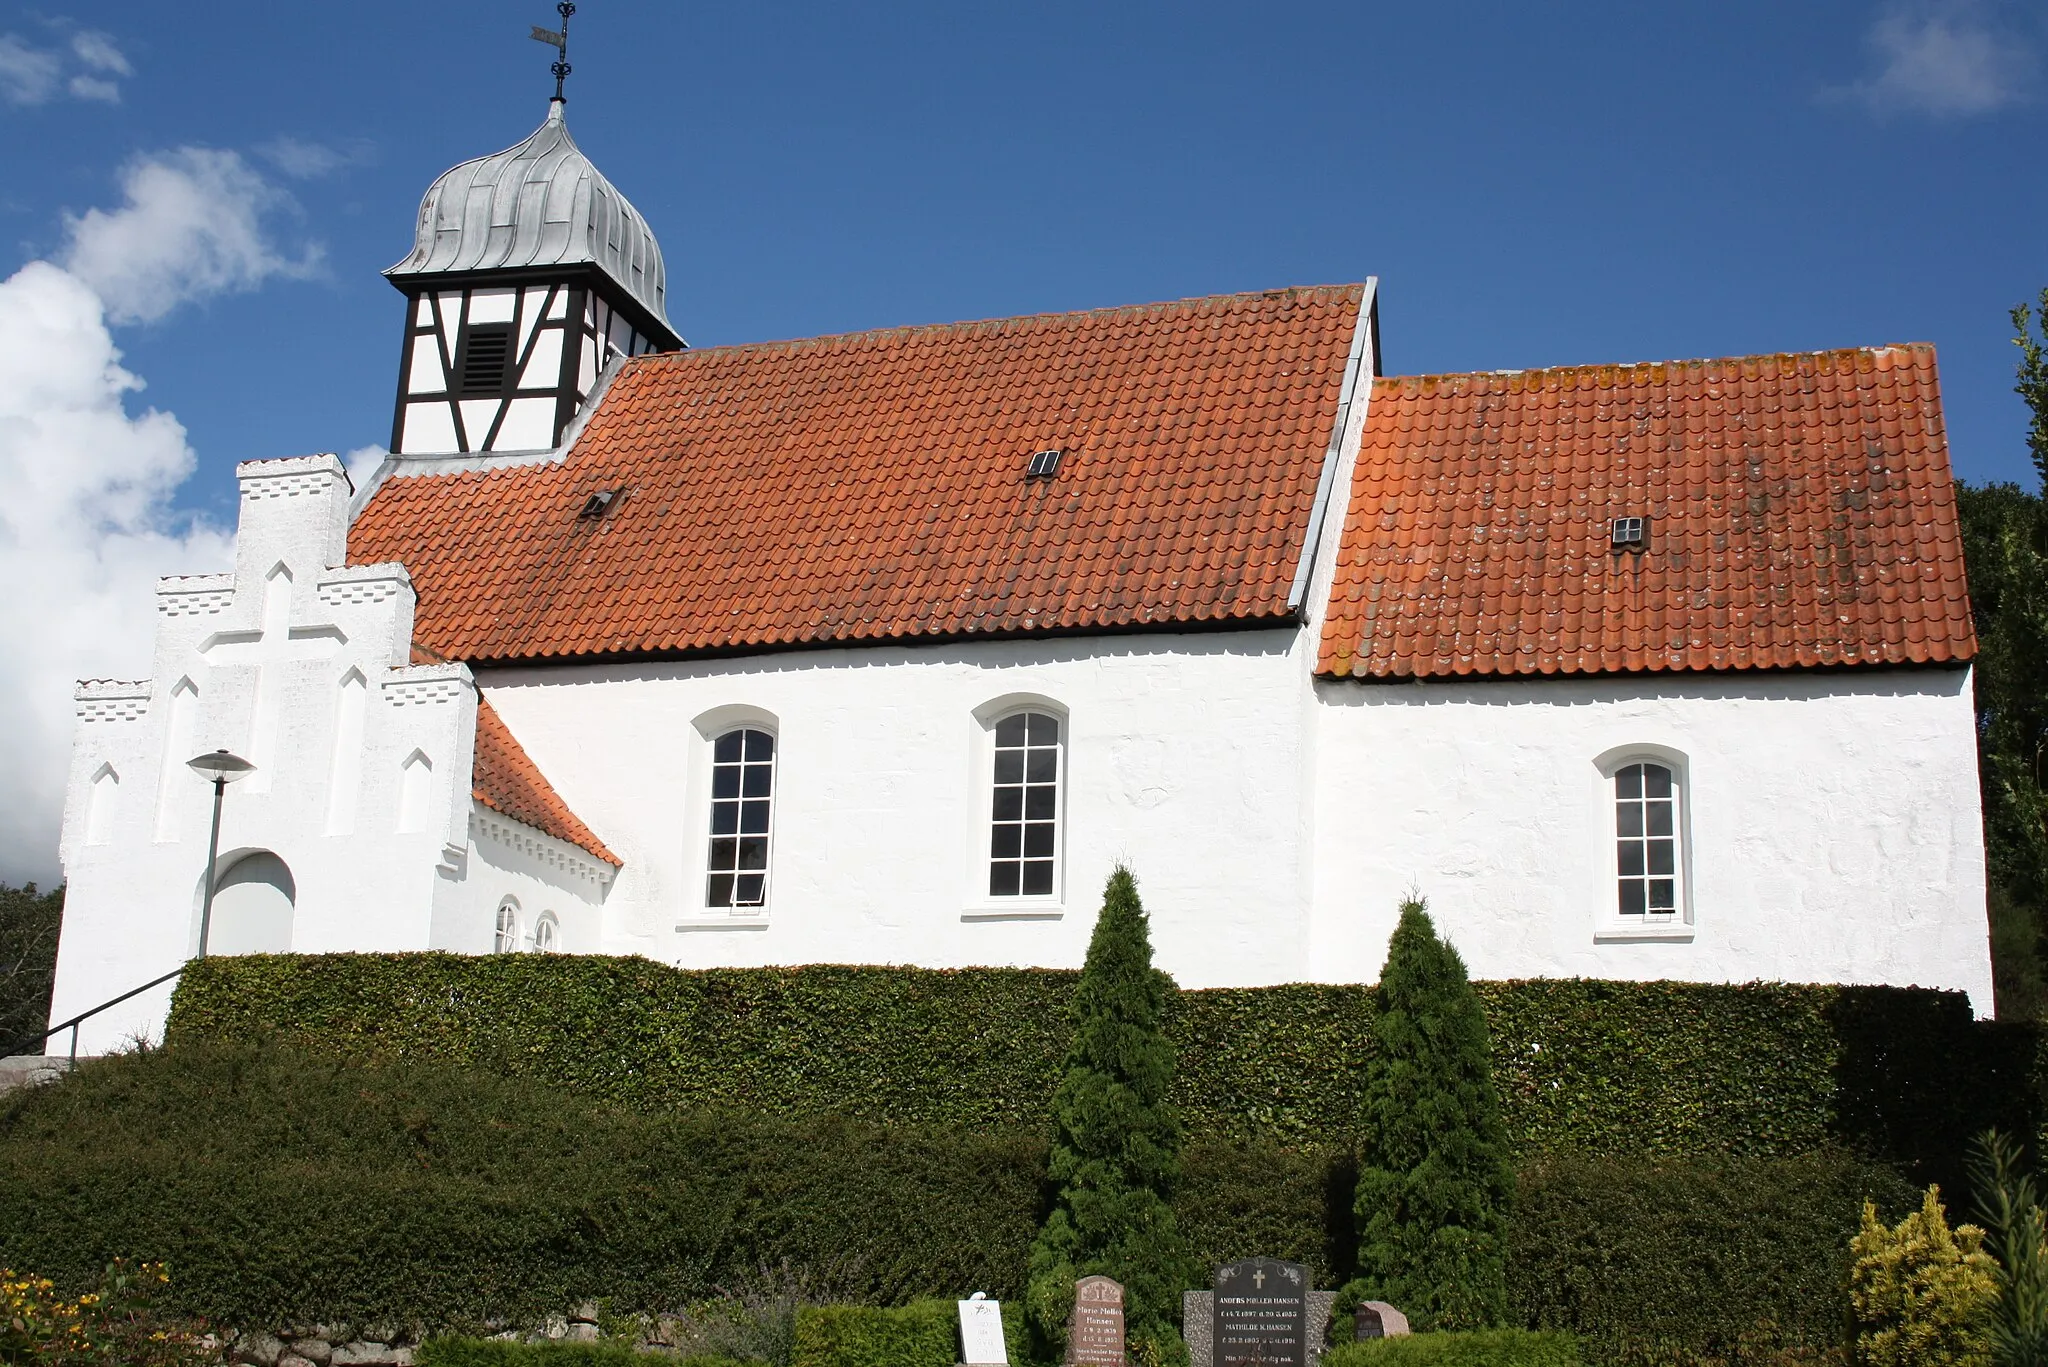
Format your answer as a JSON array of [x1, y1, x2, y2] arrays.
[[1067, 1275, 1125, 1367], [1212, 1258, 1308, 1367], [1183, 1263, 1333, 1367], [1353, 1303, 1410, 1341], [958, 1292, 1008, 1366]]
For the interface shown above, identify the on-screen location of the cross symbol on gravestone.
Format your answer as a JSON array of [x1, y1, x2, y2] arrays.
[[199, 569, 345, 791], [1252, 1269, 1266, 1290]]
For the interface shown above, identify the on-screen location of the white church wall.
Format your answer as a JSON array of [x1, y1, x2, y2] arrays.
[[475, 628, 1317, 989], [1306, 667, 1993, 1014], [457, 804, 612, 956], [47, 456, 486, 1054]]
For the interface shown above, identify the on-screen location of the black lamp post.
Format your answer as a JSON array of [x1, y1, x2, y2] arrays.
[[186, 749, 255, 957]]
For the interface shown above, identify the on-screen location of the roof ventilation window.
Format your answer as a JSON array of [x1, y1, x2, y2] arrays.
[[1611, 516, 1646, 550], [579, 489, 618, 519], [1026, 449, 1062, 479]]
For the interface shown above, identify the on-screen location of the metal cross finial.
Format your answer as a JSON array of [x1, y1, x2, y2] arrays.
[[530, 1, 576, 102]]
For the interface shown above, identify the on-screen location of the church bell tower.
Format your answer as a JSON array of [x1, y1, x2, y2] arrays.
[[383, 46, 682, 457]]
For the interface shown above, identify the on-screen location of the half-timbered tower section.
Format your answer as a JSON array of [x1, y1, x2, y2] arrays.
[[383, 98, 684, 458]]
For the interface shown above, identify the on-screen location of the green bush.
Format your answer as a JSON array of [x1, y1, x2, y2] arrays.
[[0, 1041, 1044, 1330], [418, 1342, 749, 1367], [1028, 868, 1191, 1359], [1507, 1149, 1918, 1364], [166, 954, 2042, 1177], [1350, 900, 1514, 1330], [0, 1039, 1939, 1363], [1323, 1330, 1581, 1367], [788, 1301, 960, 1367]]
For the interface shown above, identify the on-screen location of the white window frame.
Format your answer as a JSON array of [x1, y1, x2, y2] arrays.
[[678, 706, 781, 929], [1591, 745, 1695, 941], [963, 695, 1068, 920], [493, 897, 520, 954], [530, 911, 560, 953]]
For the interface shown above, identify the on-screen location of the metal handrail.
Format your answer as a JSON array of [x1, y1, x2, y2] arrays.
[[0, 964, 186, 1066]]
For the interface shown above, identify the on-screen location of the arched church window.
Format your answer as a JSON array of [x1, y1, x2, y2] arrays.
[[494, 899, 519, 954], [989, 711, 1061, 898], [531, 912, 560, 953], [1614, 761, 1684, 920], [706, 728, 775, 908]]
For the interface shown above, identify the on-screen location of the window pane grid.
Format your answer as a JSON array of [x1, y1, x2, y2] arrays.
[[1615, 762, 1679, 917], [990, 712, 1060, 897], [707, 728, 774, 909]]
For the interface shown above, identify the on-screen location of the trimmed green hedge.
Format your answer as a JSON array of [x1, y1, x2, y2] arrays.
[[169, 954, 2043, 1172], [1507, 1149, 1919, 1364], [418, 1343, 747, 1367], [0, 1040, 1921, 1361], [1324, 1331, 1582, 1367]]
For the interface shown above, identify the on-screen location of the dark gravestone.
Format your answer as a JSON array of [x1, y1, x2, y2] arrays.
[[1212, 1258, 1309, 1367], [1067, 1275, 1125, 1367]]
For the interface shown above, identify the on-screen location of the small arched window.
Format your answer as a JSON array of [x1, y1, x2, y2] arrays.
[[493, 899, 519, 954], [531, 912, 560, 953], [707, 727, 775, 908], [990, 711, 1061, 898], [1614, 761, 1683, 919]]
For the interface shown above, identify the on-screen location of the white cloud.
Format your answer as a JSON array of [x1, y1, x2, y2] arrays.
[[0, 27, 129, 106], [0, 261, 233, 883], [0, 145, 329, 882], [343, 444, 389, 491], [60, 147, 323, 325], [1843, 1, 2035, 116], [69, 31, 129, 76], [0, 35, 62, 105], [255, 136, 375, 180]]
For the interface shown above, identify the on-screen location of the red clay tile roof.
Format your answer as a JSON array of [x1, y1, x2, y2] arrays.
[[1317, 345, 1976, 680], [471, 694, 620, 865], [350, 286, 1367, 663]]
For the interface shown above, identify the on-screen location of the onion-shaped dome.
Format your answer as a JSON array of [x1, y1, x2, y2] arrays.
[[385, 100, 674, 342]]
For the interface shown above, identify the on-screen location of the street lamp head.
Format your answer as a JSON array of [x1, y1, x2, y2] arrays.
[[187, 749, 255, 783]]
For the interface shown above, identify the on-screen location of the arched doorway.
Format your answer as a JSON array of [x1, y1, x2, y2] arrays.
[[204, 851, 296, 955]]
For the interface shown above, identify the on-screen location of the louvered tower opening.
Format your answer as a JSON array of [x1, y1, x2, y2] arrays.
[[459, 325, 513, 395]]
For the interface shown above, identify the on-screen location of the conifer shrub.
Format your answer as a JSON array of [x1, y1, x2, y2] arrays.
[[1346, 899, 1514, 1331], [1968, 1131, 2048, 1367], [1847, 1186, 1996, 1367], [1025, 867, 1193, 1365]]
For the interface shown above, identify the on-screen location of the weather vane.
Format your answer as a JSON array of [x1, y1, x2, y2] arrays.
[[530, 2, 576, 102]]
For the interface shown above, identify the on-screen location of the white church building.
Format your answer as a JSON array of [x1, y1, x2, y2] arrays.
[[48, 92, 1994, 1052]]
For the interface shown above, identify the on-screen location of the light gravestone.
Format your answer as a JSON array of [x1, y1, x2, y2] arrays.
[[1067, 1276, 1125, 1367], [958, 1292, 1008, 1367], [1354, 1303, 1410, 1340], [1212, 1258, 1307, 1367]]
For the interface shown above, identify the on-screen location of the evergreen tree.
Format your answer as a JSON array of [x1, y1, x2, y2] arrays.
[[1954, 288, 2048, 1019], [1347, 896, 1513, 1330], [1027, 866, 1192, 1365]]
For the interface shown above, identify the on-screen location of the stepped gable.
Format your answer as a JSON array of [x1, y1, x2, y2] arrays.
[[470, 693, 619, 865], [349, 285, 1366, 663], [1317, 344, 1977, 680]]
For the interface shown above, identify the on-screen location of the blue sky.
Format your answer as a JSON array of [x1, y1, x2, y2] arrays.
[[0, 0, 2042, 880], [7, 0, 2046, 506]]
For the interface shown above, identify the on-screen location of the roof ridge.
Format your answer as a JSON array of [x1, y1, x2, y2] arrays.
[[632, 282, 1368, 362], [1378, 342, 1935, 387]]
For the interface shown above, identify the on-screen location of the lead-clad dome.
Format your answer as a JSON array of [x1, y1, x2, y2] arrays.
[[385, 100, 673, 340]]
